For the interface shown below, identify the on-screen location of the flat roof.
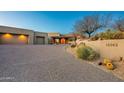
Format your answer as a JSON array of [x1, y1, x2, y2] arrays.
[[0, 25, 48, 34], [0, 25, 34, 32]]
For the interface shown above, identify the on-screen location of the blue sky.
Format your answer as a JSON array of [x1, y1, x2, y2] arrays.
[[0, 11, 124, 34]]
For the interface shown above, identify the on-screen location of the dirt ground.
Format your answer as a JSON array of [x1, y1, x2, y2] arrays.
[[66, 46, 124, 80]]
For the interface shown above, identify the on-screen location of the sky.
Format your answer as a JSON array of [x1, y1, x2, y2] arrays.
[[0, 11, 124, 34]]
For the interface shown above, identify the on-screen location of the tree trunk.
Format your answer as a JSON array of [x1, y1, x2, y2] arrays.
[[88, 33, 91, 38]]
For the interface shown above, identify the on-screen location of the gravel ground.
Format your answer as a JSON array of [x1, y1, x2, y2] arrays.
[[0, 45, 122, 82]]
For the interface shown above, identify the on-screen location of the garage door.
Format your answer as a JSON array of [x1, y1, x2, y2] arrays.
[[0, 33, 28, 44], [35, 36, 45, 44]]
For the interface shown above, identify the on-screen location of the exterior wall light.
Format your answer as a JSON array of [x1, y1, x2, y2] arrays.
[[2, 33, 13, 39]]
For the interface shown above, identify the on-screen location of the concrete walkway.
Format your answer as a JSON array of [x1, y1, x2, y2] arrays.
[[0, 45, 122, 82]]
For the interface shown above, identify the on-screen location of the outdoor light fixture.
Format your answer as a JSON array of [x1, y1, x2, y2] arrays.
[[18, 35, 25, 38], [2, 33, 13, 39], [18, 35, 27, 41]]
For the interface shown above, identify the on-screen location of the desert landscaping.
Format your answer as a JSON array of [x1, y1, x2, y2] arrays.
[[1, 11, 124, 82], [66, 33, 124, 80], [65, 13, 124, 80]]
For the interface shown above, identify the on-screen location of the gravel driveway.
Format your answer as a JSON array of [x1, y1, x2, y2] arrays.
[[0, 45, 122, 82]]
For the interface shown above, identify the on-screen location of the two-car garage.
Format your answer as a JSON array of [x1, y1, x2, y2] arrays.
[[0, 26, 48, 45], [0, 33, 28, 44]]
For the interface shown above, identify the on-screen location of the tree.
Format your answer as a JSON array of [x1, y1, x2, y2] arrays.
[[74, 14, 111, 38], [114, 17, 124, 32], [68, 32, 79, 44]]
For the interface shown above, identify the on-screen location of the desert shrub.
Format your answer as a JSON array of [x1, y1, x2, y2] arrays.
[[92, 30, 124, 40], [77, 42, 85, 47], [68, 37, 76, 41], [99, 30, 115, 40], [70, 43, 76, 48], [76, 45, 100, 61], [87, 50, 100, 60], [113, 31, 124, 39], [90, 34, 99, 41]]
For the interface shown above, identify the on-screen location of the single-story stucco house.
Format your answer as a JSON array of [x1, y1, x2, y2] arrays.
[[48, 32, 82, 44], [0, 26, 48, 45]]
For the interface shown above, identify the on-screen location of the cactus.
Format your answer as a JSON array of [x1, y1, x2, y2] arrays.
[[106, 62, 114, 70], [103, 58, 114, 70], [103, 58, 111, 65]]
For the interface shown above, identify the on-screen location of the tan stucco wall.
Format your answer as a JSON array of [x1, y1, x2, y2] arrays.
[[82, 39, 124, 60], [0, 26, 34, 44], [48, 32, 60, 37]]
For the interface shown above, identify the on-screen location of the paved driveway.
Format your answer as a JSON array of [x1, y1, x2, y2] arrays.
[[0, 45, 122, 82]]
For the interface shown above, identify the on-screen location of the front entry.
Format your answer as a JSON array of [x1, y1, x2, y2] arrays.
[[61, 38, 66, 44]]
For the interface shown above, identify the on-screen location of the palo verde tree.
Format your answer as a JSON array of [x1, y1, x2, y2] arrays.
[[74, 14, 112, 38]]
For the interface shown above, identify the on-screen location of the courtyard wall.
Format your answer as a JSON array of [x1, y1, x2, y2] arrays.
[[81, 39, 124, 60]]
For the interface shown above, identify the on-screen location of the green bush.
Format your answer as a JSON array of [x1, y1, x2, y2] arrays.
[[113, 32, 124, 39], [76, 45, 100, 61], [99, 30, 115, 40], [71, 44, 76, 48], [92, 30, 124, 40], [90, 34, 99, 41], [68, 37, 76, 41]]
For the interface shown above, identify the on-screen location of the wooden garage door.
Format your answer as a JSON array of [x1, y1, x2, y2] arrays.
[[0, 33, 28, 44], [35, 36, 45, 44]]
